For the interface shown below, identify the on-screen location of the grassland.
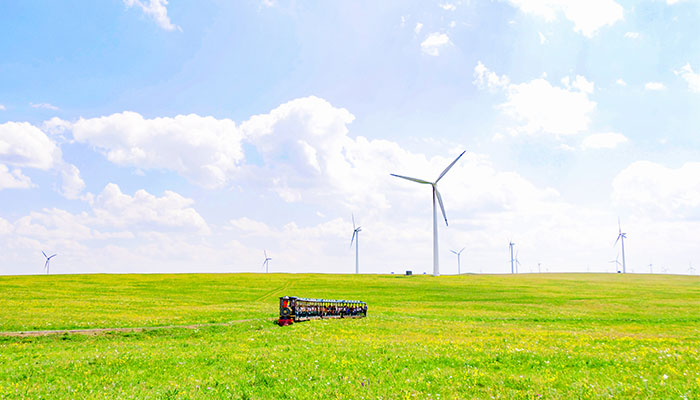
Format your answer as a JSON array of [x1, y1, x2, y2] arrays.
[[0, 273, 699, 399]]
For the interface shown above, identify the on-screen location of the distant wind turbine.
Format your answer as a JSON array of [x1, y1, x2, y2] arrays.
[[450, 248, 465, 274], [391, 150, 466, 276], [350, 214, 362, 274], [515, 250, 521, 274], [262, 250, 272, 273], [509, 241, 515, 274], [614, 218, 627, 273], [688, 262, 696, 275], [42, 251, 56, 274], [609, 253, 622, 273]]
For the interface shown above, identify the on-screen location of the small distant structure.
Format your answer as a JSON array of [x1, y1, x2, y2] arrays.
[[405, 270, 412, 276], [609, 253, 622, 273], [451, 247, 465, 274], [262, 250, 272, 273], [350, 214, 362, 274], [614, 218, 627, 273], [42, 251, 57, 274]]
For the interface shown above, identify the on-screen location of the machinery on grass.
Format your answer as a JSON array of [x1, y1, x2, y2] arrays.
[[278, 296, 367, 326]]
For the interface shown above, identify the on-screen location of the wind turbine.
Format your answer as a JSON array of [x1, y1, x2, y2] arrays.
[[350, 214, 362, 274], [609, 253, 622, 273], [688, 262, 696, 275], [42, 251, 56, 274], [509, 241, 515, 274], [515, 250, 521, 274], [262, 250, 271, 273], [614, 218, 627, 273], [450, 248, 465, 274], [391, 150, 466, 276]]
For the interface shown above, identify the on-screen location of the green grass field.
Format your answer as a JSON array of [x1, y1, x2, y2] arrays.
[[1, 273, 699, 399]]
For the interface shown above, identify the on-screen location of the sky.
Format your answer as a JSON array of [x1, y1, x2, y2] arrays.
[[1, 0, 700, 275]]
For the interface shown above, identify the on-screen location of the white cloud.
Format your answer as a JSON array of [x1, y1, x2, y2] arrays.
[[613, 161, 700, 220], [473, 61, 510, 91], [616, 79, 627, 86], [538, 32, 548, 44], [507, 0, 624, 37], [439, 3, 457, 11], [0, 121, 62, 170], [415, 22, 423, 34], [0, 217, 12, 235], [581, 132, 628, 149], [449, 21, 457, 28], [644, 82, 666, 91], [474, 63, 597, 137], [93, 183, 210, 234], [30, 102, 59, 110], [624, 31, 640, 39], [0, 105, 5, 111], [59, 164, 86, 200], [420, 33, 450, 56], [674, 63, 700, 92], [71, 112, 244, 188], [0, 164, 33, 190], [562, 75, 595, 94], [123, 0, 180, 31], [0, 121, 87, 199], [42, 117, 72, 137]]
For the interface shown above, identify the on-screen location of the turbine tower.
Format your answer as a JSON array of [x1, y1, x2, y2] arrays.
[[262, 250, 272, 273], [509, 241, 515, 274], [614, 218, 627, 273], [350, 214, 362, 274], [450, 248, 465, 274], [42, 251, 56, 274], [515, 250, 521, 274], [391, 150, 466, 276]]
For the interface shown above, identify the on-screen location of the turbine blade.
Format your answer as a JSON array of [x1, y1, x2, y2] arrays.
[[49, 254, 57, 259], [350, 231, 356, 248], [460, 247, 465, 254], [618, 217, 622, 234], [435, 150, 466, 183], [264, 250, 267, 258], [390, 174, 432, 185], [352, 214, 356, 231], [42, 251, 47, 258], [435, 187, 448, 226], [451, 250, 457, 255], [614, 234, 620, 246]]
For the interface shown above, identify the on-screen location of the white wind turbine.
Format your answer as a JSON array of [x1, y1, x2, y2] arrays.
[[515, 250, 521, 274], [42, 251, 56, 274], [609, 253, 622, 273], [391, 150, 466, 276], [509, 241, 515, 274], [450, 248, 465, 275], [614, 218, 627, 273], [262, 250, 272, 273], [350, 214, 362, 274]]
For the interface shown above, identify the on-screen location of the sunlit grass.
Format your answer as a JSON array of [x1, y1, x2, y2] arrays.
[[1, 273, 699, 398]]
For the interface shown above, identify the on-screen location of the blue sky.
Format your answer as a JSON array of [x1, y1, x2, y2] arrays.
[[2, 0, 700, 275]]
